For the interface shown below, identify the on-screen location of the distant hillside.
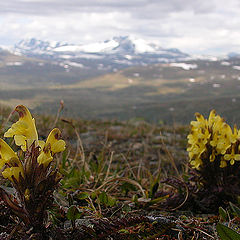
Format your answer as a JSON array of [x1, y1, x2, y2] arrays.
[[1, 36, 240, 124], [1, 52, 240, 124], [9, 37, 190, 75]]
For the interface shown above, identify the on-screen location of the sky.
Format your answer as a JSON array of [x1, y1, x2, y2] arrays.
[[1, 0, 240, 55]]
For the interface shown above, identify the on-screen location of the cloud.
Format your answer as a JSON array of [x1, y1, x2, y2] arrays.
[[0, 0, 224, 16], [0, 0, 240, 54]]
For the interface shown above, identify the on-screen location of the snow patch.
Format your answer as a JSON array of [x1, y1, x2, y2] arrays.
[[233, 66, 240, 70], [133, 73, 140, 77], [66, 61, 84, 68], [55, 40, 119, 53], [213, 83, 221, 88], [221, 61, 231, 66], [6, 62, 23, 66], [130, 38, 155, 53], [125, 55, 133, 60], [59, 55, 73, 59], [169, 63, 197, 70]]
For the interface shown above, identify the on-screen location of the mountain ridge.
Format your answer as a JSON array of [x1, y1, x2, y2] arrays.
[[12, 36, 189, 62]]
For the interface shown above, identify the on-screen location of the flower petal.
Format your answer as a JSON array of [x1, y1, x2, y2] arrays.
[[45, 128, 66, 154], [51, 140, 66, 153], [38, 140, 45, 150], [0, 139, 19, 169], [2, 167, 23, 182], [14, 135, 27, 151], [4, 105, 38, 151], [37, 151, 53, 168]]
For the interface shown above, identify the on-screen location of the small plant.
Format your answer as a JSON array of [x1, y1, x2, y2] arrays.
[[217, 203, 240, 239], [186, 110, 240, 212], [0, 105, 65, 237], [187, 110, 240, 169]]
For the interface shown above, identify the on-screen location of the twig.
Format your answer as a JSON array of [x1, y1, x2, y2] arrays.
[[87, 196, 99, 216], [170, 179, 189, 211], [137, 157, 143, 180], [96, 176, 146, 198], [0, 110, 13, 132], [7, 223, 21, 240], [121, 153, 137, 180], [51, 100, 64, 129], [61, 118, 88, 171], [159, 131, 181, 179], [104, 151, 114, 182], [191, 227, 215, 239], [153, 149, 162, 177]]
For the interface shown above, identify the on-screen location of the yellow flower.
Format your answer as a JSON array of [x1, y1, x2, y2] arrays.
[[216, 124, 232, 154], [0, 139, 24, 182], [190, 158, 203, 170], [230, 125, 239, 144], [210, 150, 216, 162], [190, 113, 208, 129], [45, 128, 66, 154], [188, 138, 206, 154], [24, 188, 31, 201], [37, 128, 65, 167], [210, 117, 225, 147], [201, 128, 211, 144], [0, 139, 19, 169], [187, 131, 199, 145], [220, 160, 227, 168], [187, 141, 206, 169], [37, 145, 53, 168], [187, 109, 240, 169], [4, 105, 38, 151], [224, 147, 240, 165], [2, 167, 23, 182], [208, 110, 223, 128], [208, 110, 217, 128]]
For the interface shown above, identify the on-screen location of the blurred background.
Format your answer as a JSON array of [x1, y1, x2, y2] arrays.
[[1, 0, 240, 124]]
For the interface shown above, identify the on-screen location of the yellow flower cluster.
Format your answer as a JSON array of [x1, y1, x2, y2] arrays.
[[187, 110, 240, 169], [0, 105, 65, 182]]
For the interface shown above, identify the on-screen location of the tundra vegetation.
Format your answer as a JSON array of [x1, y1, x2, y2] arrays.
[[0, 104, 240, 239]]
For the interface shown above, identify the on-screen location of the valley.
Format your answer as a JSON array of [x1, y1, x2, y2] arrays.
[[1, 37, 240, 124]]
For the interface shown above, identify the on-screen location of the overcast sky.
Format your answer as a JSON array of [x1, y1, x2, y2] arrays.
[[1, 0, 240, 55]]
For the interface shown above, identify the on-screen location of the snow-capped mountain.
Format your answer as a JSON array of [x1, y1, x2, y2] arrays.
[[11, 36, 190, 71], [14, 38, 68, 56], [53, 36, 167, 55], [228, 52, 240, 59], [14, 36, 187, 57]]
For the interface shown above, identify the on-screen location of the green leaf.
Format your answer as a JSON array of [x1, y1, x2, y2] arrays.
[[77, 192, 89, 200], [230, 202, 240, 218], [146, 195, 169, 206], [132, 194, 138, 203], [107, 195, 117, 207], [67, 205, 82, 221], [216, 223, 240, 240], [98, 191, 108, 205], [219, 207, 228, 222], [61, 149, 68, 169], [67, 193, 74, 206], [91, 192, 97, 200], [150, 182, 159, 199], [119, 229, 130, 234], [120, 182, 136, 196], [122, 204, 131, 213]]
